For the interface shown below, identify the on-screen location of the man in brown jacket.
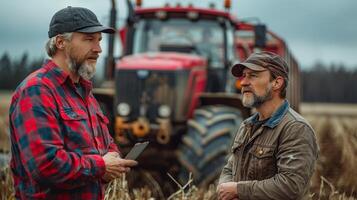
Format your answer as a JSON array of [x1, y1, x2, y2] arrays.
[[217, 51, 318, 200]]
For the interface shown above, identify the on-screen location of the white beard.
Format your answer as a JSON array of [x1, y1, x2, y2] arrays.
[[242, 84, 273, 108], [242, 93, 255, 108], [78, 62, 96, 80], [67, 57, 96, 80]]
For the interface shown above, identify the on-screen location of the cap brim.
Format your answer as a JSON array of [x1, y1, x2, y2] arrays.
[[231, 62, 266, 77], [77, 25, 115, 34]]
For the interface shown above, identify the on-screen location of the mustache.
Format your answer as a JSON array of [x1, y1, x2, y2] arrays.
[[87, 54, 99, 60], [241, 87, 254, 93]]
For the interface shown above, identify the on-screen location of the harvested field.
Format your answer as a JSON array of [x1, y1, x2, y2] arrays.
[[301, 103, 357, 117], [0, 92, 356, 199], [301, 103, 357, 198]]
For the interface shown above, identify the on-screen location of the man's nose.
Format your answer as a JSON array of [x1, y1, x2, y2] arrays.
[[240, 76, 250, 86], [93, 42, 102, 53]]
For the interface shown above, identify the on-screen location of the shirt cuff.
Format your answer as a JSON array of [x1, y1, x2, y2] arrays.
[[89, 154, 106, 178]]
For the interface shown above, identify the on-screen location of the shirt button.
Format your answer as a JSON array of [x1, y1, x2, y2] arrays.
[[258, 149, 264, 155]]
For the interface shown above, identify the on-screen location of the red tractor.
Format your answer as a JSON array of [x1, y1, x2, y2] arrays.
[[94, 0, 300, 186]]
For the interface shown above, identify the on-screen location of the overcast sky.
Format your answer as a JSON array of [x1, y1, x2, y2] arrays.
[[1, 0, 356, 69]]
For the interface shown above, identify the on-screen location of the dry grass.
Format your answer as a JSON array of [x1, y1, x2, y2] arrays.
[[166, 173, 216, 200], [1, 166, 355, 200], [0, 95, 356, 199], [299, 103, 357, 199], [312, 176, 357, 200], [0, 91, 12, 153], [304, 116, 357, 198], [104, 173, 216, 200], [301, 103, 357, 195], [0, 167, 15, 200]]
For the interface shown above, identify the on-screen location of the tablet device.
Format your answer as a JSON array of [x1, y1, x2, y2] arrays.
[[124, 141, 149, 160]]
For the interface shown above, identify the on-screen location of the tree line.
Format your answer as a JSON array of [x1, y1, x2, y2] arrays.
[[0, 52, 356, 103], [301, 62, 357, 103], [0, 52, 43, 90]]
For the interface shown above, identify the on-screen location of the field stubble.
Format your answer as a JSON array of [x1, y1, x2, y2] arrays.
[[0, 91, 11, 153], [0, 92, 356, 199], [303, 103, 357, 199]]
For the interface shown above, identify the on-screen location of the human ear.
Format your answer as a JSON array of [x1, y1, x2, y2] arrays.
[[273, 77, 284, 90], [55, 36, 66, 50]]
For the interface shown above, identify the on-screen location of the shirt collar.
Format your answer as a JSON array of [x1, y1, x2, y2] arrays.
[[245, 100, 290, 128], [43, 59, 70, 85], [79, 77, 93, 93], [43, 59, 93, 92]]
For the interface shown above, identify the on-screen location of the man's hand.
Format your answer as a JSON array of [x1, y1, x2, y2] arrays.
[[102, 152, 137, 182], [217, 182, 238, 200]]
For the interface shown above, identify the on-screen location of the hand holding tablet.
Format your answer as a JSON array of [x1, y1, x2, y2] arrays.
[[125, 141, 149, 160]]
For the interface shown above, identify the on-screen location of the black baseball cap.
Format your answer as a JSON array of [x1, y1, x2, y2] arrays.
[[48, 6, 115, 38], [231, 51, 289, 79]]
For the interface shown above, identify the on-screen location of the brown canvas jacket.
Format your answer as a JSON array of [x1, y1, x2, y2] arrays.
[[219, 100, 319, 200]]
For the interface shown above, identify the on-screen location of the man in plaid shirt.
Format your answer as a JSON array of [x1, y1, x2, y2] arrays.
[[9, 6, 137, 199]]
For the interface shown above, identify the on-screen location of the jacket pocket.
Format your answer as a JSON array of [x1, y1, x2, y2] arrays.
[[60, 107, 88, 120], [59, 107, 91, 150], [248, 145, 277, 180]]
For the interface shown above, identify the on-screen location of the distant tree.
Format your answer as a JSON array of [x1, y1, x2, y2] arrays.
[[28, 57, 43, 73], [0, 53, 12, 89], [0, 52, 44, 90], [12, 52, 30, 88], [302, 62, 357, 103]]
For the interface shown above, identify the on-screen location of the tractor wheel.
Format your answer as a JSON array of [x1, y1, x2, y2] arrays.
[[176, 105, 243, 186]]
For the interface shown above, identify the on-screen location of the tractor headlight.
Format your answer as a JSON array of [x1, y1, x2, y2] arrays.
[[158, 105, 171, 118], [117, 103, 130, 116]]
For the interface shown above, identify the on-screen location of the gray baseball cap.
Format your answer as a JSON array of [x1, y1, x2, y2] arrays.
[[231, 51, 289, 79], [48, 6, 115, 38]]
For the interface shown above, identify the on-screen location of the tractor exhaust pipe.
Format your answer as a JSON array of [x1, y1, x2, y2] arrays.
[[105, 0, 117, 80]]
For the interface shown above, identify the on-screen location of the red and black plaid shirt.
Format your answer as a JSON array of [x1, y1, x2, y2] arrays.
[[9, 60, 119, 199]]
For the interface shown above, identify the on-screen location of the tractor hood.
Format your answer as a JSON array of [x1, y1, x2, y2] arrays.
[[117, 52, 207, 71]]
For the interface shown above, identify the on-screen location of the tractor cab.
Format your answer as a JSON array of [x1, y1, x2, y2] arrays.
[[120, 6, 238, 93], [130, 12, 226, 68]]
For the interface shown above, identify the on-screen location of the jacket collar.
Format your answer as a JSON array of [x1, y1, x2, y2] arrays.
[[245, 100, 290, 128]]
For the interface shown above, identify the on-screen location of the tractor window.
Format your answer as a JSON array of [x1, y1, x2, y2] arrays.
[[132, 18, 225, 68], [225, 22, 235, 62]]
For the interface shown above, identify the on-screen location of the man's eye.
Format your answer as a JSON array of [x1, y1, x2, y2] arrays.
[[251, 74, 258, 77]]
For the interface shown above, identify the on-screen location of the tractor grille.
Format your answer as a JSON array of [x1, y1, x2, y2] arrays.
[[115, 69, 189, 122]]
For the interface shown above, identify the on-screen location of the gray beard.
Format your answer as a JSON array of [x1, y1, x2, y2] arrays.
[[67, 57, 96, 80], [242, 84, 273, 108]]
